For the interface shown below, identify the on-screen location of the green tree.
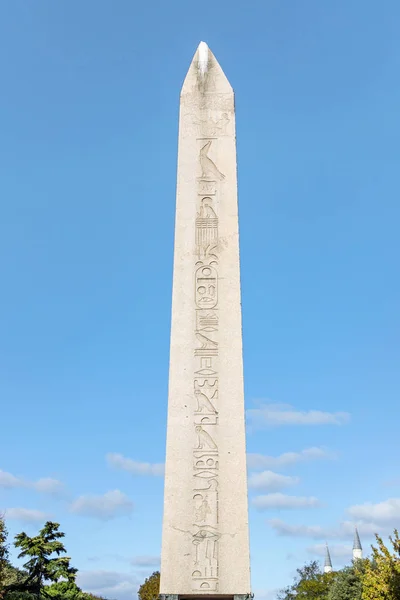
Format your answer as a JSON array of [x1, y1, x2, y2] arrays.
[[2, 564, 29, 590], [138, 571, 160, 600], [43, 581, 83, 600], [14, 522, 77, 597], [0, 516, 10, 597], [43, 581, 112, 600], [3, 592, 38, 600], [361, 530, 400, 600], [278, 560, 335, 600], [327, 564, 364, 600]]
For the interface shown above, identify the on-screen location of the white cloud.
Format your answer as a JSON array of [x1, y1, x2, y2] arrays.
[[247, 447, 334, 470], [130, 555, 160, 567], [70, 490, 134, 520], [33, 478, 66, 496], [106, 453, 164, 477], [247, 403, 350, 428], [269, 518, 382, 540], [307, 544, 352, 559], [347, 498, 400, 525], [253, 493, 321, 510], [248, 470, 299, 492], [0, 470, 23, 488], [5, 508, 51, 523], [341, 520, 383, 537], [77, 570, 141, 600], [0, 469, 65, 496], [269, 519, 330, 539]]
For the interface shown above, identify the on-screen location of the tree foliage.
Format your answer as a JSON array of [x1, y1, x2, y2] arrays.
[[44, 582, 84, 600], [2, 564, 29, 590], [278, 560, 335, 600], [14, 522, 77, 597], [138, 571, 160, 600], [0, 516, 10, 598], [0, 517, 116, 600], [327, 564, 364, 600], [4, 592, 39, 600], [276, 532, 400, 600], [360, 530, 400, 600]]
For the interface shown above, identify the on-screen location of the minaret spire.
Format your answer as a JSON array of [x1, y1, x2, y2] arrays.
[[353, 527, 363, 560], [324, 543, 333, 573]]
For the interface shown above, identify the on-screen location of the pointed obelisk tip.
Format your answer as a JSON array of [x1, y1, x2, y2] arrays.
[[181, 40, 232, 95], [197, 41, 209, 78]]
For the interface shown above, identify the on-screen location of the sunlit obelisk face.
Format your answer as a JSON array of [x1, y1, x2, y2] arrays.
[[160, 42, 251, 598]]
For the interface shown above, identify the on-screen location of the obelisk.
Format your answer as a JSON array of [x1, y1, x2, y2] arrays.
[[160, 42, 251, 599]]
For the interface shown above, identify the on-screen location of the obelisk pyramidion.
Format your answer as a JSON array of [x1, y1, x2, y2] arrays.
[[160, 42, 251, 600]]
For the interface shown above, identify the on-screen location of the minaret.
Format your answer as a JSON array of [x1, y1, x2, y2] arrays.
[[324, 544, 333, 573], [353, 527, 363, 560], [160, 42, 251, 598]]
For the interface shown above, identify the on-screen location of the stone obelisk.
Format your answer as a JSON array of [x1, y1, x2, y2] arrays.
[[160, 42, 251, 599]]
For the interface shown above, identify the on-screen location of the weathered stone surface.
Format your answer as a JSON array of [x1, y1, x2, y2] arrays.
[[160, 42, 251, 596]]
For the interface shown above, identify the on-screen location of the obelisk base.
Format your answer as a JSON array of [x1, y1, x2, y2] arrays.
[[160, 595, 253, 600]]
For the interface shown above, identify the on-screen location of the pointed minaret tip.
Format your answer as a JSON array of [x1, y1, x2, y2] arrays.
[[353, 527, 363, 560], [324, 543, 333, 573]]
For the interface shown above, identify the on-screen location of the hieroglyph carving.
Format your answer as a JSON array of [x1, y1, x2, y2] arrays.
[[199, 141, 225, 181], [182, 112, 230, 138], [195, 266, 218, 307], [181, 92, 233, 112], [196, 199, 218, 259], [191, 137, 225, 593]]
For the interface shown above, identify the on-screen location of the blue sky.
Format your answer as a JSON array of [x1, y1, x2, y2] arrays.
[[1, 1, 400, 598]]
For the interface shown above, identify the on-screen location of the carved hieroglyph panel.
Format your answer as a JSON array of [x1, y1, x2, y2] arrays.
[[181, 111, 231, 139], [195, 266, 218, 309], [198, 180, 217, 196], [196, 198, 218, 259], [181, 91, 233, 111], [199, 141, 225, 181], [191, 134, 227, 593]]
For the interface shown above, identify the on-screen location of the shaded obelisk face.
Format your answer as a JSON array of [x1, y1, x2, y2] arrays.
[[160, 42, 251, 598]]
